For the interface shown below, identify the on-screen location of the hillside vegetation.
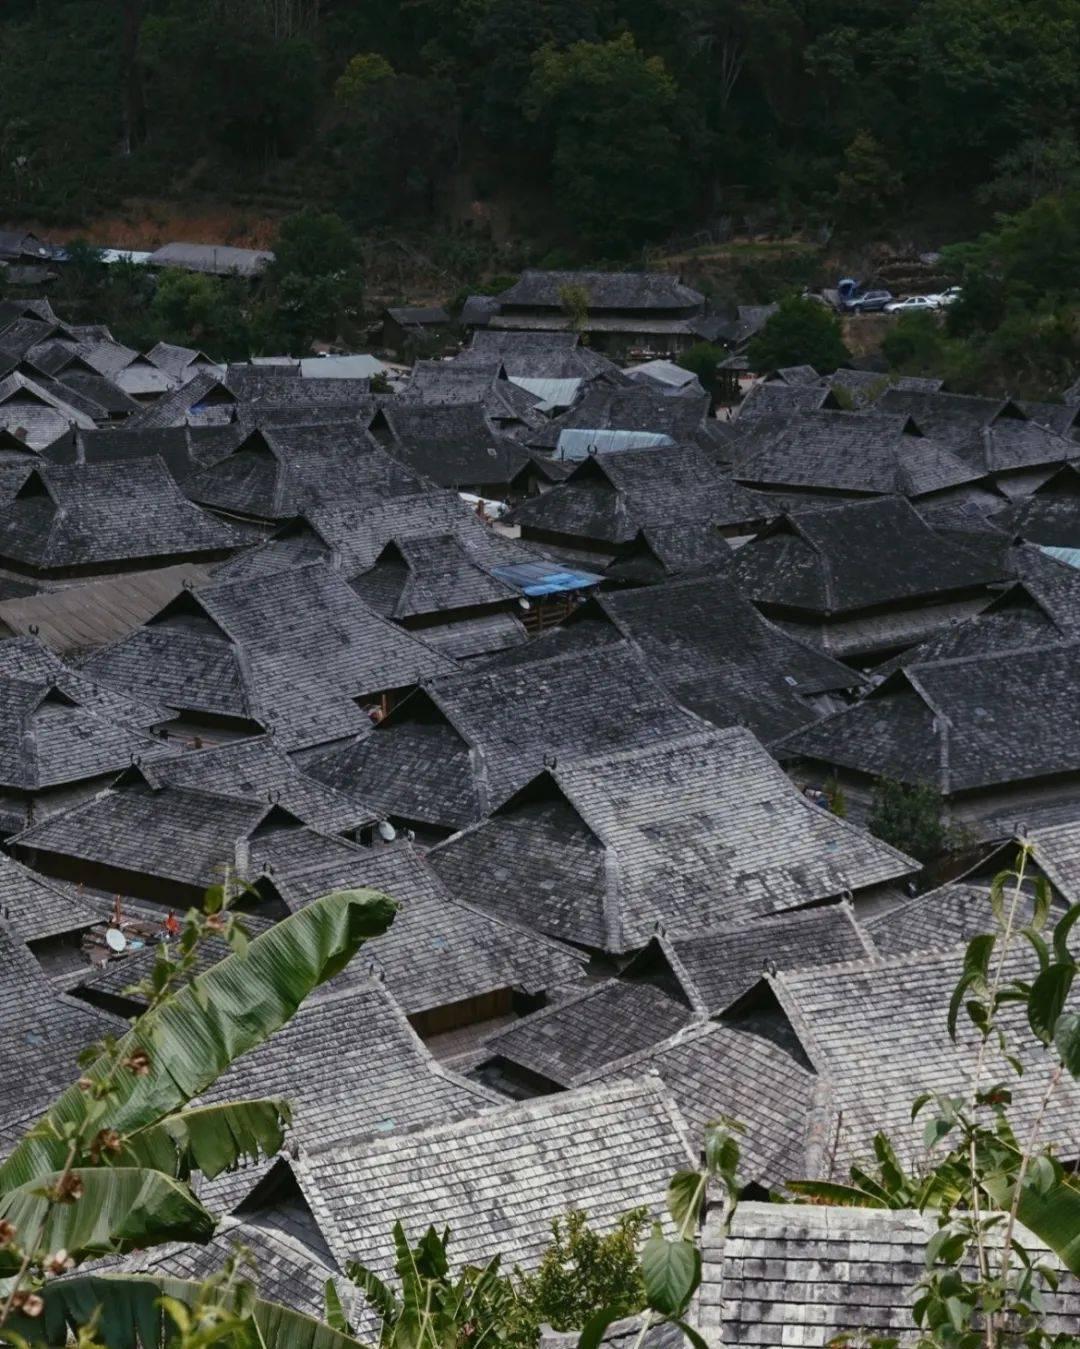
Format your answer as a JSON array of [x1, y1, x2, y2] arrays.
[[4, 0, 1080, 261]]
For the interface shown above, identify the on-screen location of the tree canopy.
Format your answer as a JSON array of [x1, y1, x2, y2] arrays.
[[747, 295, 849, 373], [5, 0, 1080, 255]]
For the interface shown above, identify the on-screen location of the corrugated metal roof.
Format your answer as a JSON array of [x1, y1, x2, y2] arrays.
[[509, 376, 581, 411], [624, 359, 698, 388], [555, 428, 675, 460], [1040, 545, 1080, 570], [147, 243, 273, 277], [300, 355, 386, 380]]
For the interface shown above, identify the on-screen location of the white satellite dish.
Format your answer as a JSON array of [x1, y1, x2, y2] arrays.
[[377, 820, 397, 842], [105, 928, 127, 953]]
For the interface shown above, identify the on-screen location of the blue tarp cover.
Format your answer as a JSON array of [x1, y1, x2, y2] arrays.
[[491, 562, 603, 596]]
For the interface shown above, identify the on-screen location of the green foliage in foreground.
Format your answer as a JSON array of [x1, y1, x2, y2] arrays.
[[0, 885, 396, 1342]]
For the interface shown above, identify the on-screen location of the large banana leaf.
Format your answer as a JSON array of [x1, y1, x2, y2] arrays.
[[0, 888, 396, 1194], [1016, 1177, 1080, 1276], [0, 1169, 213, 1275], [118, 1098, 292, 1179], [1, 1273, 372, 1348]]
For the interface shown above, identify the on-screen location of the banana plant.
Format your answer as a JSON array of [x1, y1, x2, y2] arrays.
[[347, 1221, 519, 1349], [2, 1268, 372, 1348], [0, 886, 396, 1314]]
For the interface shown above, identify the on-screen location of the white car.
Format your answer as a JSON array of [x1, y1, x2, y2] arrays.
[[931, 286, 962, 306], [884, 295, 940, 314]]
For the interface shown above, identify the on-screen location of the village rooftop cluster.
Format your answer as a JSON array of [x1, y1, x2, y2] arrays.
[[2, 269, 1080, 1342]]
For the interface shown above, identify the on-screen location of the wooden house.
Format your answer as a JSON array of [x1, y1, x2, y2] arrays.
[[779, 638, 1080, 840], [489, 270, 706, 355], [727, 496, 1012, 662], [307, 642, 705, 839], [430, 727, 915, 956]]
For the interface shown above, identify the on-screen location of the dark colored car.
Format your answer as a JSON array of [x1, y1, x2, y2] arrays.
[[845, 289, 894, 313]]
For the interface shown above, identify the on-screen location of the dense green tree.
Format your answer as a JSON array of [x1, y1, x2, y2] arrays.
[[835, 130, 902, 226], [524, 34, 689, 255], [867, 778, 951, 863], [904, 0, 1080, 183], [270, 210, 361, 281], [746, 295, 849, 373], [147, 271, 253, 359], [676, 342, 725, 400]]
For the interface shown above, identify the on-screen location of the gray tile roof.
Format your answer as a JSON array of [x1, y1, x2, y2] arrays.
[[483, 980, 695, 1087], [120, 1214, 347, 1322], [140, 736, 371, 834], [262, 840, 587, 1015], [351, 534, 519, 620], [0, 851, 101, 942], [604, 522, 736, 583], [734, 383, 833, 421], [729, 497, 1008, 620], [0, 371, 97, 448], [1028, 820, 1080, 905], [584, 1023, 819, 1187], [144, 341, 218, 381], [81, 566, 454, 751], [470, 329, 628, 384], [217, 489, 539, 588], [0, 458, 245, 576], [594, 576, 862, 744], [9, 778, 338, 895], [527, 386, 720, 454], [0, 635, 173, 804], [782, 640, 1080, 796], [0, 916, 121, 1143], [511, 444, 773, 550], [994, 464, 1080, 546], [732, 410, 985, 498], [861, 882, 1032, 956], [184, 424, 422, 522], [430, 728, 915, 954], [770, 944, 1080, 1169], [660, 904, 874, 1016], [0, 563, 212, 654], [293, 1077, 696, 1277], [309, 643, 706, 831], [875, 388, 1018, 453], [497, 271, 704, 313], [417, 610, 529, 659], [700, 1201, 1080, 1347], [201, 979, 498, 1150], [381, 402, 531, 490], [401, 359, 544, 429]]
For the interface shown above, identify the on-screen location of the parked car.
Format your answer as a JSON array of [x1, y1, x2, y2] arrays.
[[884, 295, 940, 314], [845, 289, 894, 313], [929, 286, 962, 307]]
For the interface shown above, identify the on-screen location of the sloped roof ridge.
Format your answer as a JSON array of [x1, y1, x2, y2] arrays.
[[300, 1074, 687, 1161], [555, 724, 738, 774], [573, 1021, 718, 1085], [907, 635, 1080, 674], [775, 939, 967, 986]]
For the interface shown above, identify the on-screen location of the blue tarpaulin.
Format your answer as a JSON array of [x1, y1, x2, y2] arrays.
[[1040, 545, 1080, 571], [555, 429, 674, 461], [491, 562, 603, 596]]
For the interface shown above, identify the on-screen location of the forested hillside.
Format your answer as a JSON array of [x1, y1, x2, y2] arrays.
[[4, 0, 1080, 258]]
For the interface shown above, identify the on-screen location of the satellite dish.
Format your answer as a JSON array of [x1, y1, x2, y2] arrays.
[[377, 819, 397, 842], [105, 928, 127, 953]]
